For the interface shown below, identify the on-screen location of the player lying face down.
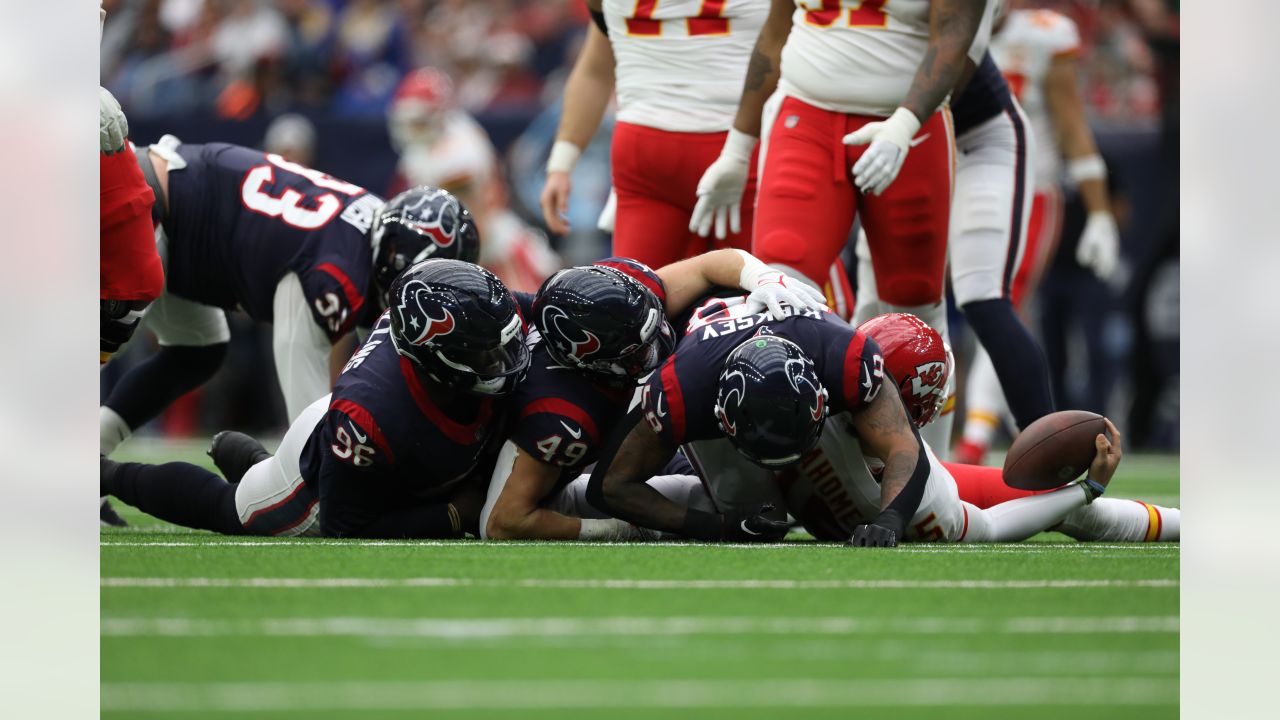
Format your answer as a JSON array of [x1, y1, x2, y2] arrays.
[[100, 134, 480, 466], [707, 312, 1129, 545], [583, 293, 932, 545], [102, 259, 531, 539], [862, 314, 1178, 543], [481, 251, 830, 541]]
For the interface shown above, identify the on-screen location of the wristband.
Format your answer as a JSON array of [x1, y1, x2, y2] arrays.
[[734, 249, 775, 290], [579, 517, 622, 541], [546, 140, 582, 175], [1067, 154, 1107, 184], [1080, 477, 1107, 504], [721, 127, 758, 162], [887, 106, 923, 139]]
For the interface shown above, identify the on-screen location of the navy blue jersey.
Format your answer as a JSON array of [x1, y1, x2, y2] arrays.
[[952, 52, 1017, 136], [162, 142, 384, 340], [298, 311, 502, 527], [641, 297, 885, 447], [505, 257, 666, 471]]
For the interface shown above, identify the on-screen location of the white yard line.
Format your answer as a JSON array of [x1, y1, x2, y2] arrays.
[[100, 677, 1178, 712], [101, 614, 1178, 639], [99, 539, 1180, 551], [101, 576, 1178, 590]]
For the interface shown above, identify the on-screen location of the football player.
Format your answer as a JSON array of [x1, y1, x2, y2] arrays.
[[691, 0, 1000, 348], [99, 135, 479, 458], [481, 251, 828, 541], [586, 298, 1118, 546], [101, 260, 530, 538], [958, 4, 1122, 463]]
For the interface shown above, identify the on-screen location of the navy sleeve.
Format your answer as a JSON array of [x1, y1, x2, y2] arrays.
[[826, 330, 885, 414], [299, 259, 369, 342], [510, 396, 602, 469]]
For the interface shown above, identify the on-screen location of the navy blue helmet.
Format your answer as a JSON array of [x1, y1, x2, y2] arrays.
[[371, 186, 480, 304], [714, 334, 830, 467], [387, 258, 529, 396], [532, 264, 674, 382]]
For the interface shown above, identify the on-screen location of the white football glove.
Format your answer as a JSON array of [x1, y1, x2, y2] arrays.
[[100, 86, 128, 155], [1077, 211, 1120, 280], [736, 250, 829, 320], [690, 128, 757, 240], [843, 107, 922, 196]]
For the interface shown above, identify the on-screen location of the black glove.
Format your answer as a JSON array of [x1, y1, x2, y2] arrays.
[[847, 509, 905, 548], [101, 299, 148, 358], [722, 503, 790, 543]]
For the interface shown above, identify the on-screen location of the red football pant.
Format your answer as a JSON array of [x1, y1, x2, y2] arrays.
[[944, 461, 1050, 508], [1009, 188, 1063, 308], [611, 122, 757, 268], [754, 97, 953, 306], [101, 144, 163, 302]]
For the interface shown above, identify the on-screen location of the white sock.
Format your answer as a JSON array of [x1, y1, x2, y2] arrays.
[[100, 406, 132, 456], [551, 474, 713, 518], [961, 344, 1007, 448], [961, 483, 1089, 542], [1056, 498, 1180, 542]]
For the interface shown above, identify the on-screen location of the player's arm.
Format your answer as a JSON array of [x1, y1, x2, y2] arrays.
[[847, 380, 931, 547], [485, 443, 585, 540], [540, 18, 616, 235], [843, 0, 987, 195], [657, 250, 828, 319], [1043, 51, 1120, 279], [689, 0, 794, 239]]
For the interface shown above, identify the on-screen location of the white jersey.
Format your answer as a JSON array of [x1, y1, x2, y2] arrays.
[[989, 9, 1082, 190], [604, 0, 768, 133], [779, 0, 997, 117]]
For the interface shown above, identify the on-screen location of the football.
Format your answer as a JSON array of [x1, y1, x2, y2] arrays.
[[1002, 410, 1108, 490]]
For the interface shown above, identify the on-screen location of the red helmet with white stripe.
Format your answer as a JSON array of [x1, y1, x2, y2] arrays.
[[856, 313, 953, 428], [389, 68, 456, 149]]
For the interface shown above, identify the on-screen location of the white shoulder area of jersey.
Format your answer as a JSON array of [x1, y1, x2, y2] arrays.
[[1012, 8, 1081, 56]]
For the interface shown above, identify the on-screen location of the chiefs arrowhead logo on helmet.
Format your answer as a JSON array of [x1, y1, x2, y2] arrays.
[[910, 361, 947, 398]]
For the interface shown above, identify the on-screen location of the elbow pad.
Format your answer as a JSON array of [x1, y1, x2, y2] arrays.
[[589, 7, 609, 36]]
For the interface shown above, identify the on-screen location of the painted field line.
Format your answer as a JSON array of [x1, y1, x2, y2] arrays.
[[101, 576, 1178, 590], [100, 614, 1179, 639], [101, 677, 1178, 712], [100, 539, 1179, 551]]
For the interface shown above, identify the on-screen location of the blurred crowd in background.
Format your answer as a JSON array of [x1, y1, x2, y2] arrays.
[[101, 0, 1179, 451]]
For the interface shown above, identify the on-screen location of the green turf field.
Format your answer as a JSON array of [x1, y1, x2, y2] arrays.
[[101, 440, 1179, 719]]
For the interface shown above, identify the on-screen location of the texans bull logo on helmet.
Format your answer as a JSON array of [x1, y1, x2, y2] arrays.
[[541, 305, 603, 360], [401, 188, 460, 248], [785, 357, 828, 423], [715, 369, 748, 437], [395, 278, 457, 345]]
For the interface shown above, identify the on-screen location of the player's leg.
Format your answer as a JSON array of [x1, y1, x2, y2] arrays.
[[856, 111, 956, 456], [958, 484, 1091, 542], [948, 104, 1054, 434], [232, 395, 328, 537], [611, 123, 710, 267], [101, 455, 245, 535], [272, 273, 336, 421], [1057, 499, 1180, 542], [752, 97, 857, 289], [100, 230, 230, 455]]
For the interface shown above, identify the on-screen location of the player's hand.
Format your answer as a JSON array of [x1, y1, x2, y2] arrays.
[[744, 270, 830, 320], [690, 129, 757, 240], [1076, 212, 1120, 280], [100, 86, 128, 155], [722, 503, 790, 543], [843, 107, 922, 196], [1087, 417, 1123, 489], [847, 522, 898, 547], [540, 171, 573, 235]]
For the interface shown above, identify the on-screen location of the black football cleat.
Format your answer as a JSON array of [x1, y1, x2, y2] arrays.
[[208, 431, 271, 484], [100, 498, 128, 528]]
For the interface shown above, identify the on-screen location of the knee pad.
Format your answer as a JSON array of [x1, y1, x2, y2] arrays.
[[879, 274, 943, 307], [756, 230, 809, 266]]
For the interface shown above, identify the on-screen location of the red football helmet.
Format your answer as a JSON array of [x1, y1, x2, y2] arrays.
[[389, 67, 456, 149], [857, 313, 953, 428]]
